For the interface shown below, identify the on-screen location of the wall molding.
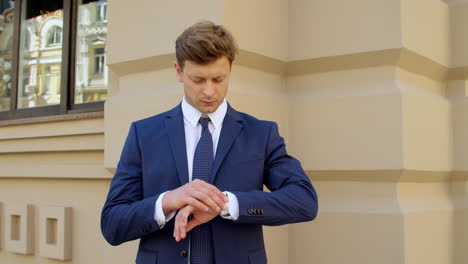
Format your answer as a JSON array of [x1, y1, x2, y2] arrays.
[[0, 133, 104, 153], [0, 112, 104, 127], [108, 48, 468, 82], [306, 169, 464, 182], [0, 168, 465, 181], [109, 54, 175, 76]]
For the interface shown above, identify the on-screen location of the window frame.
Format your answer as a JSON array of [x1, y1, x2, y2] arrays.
[[0, 0, 105, 121], [96, 1, 107, 23], [94, 47, 105, 75], [46, 25, 63, 47]]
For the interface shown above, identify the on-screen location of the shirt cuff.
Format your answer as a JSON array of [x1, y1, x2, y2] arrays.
[[154, 191, 176, 228], [220, 191, 239, 220]]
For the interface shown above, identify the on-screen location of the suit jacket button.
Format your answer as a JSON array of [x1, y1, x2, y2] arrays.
[[180, 250, 188, 258], [248, 209, 254, 214]]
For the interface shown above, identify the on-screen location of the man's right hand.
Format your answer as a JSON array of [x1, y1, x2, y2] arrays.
[[162, 179, 228, 216]]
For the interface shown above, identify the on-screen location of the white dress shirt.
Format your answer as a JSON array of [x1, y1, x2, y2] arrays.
[[154, 97, 239, 228]]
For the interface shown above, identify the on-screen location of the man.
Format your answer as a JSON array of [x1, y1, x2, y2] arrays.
[[101, 21, 318, 264]]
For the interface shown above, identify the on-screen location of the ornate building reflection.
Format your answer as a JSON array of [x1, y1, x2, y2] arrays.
[[0, 0, 107, 110], [75, 0, 108, 104], [0, 0, 14, 111]]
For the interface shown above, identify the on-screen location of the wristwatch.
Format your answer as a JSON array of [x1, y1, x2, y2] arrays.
[[220, 192, 230, 217]]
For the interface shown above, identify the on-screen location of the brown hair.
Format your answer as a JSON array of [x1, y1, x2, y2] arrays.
[[175, 21, 238, 69]]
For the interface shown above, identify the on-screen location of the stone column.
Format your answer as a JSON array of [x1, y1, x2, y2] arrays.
[[287, 0, 454, 264], [448, 1, 468, 263]]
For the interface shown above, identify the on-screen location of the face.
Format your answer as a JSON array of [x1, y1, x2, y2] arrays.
[[175, 56, 231, 113]]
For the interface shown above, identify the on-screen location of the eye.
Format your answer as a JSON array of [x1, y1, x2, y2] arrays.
[[192, 78, 203, 84], [214, 77, 224, 83]]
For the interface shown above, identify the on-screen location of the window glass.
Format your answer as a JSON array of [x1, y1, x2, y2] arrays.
[[46, 25, 62, 46], [17, 0, 63, 109], [0, 0, 15, 111], [74, 0, 107, 104]]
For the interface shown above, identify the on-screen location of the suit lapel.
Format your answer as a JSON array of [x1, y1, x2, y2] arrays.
[[164, 104, 190, 185], [212, 104, 244, 183]]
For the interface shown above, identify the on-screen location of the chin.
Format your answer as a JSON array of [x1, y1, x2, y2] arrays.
[[203, 108, 215, 114], [198, 105, 218, 114]]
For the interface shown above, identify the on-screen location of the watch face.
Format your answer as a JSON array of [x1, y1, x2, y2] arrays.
[[220, 210, 230, 217], [220, 201, 229, 217]]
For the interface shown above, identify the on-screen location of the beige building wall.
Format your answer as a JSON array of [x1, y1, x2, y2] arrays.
[[448, 2, 468, 264], [1, 0, 467, 263]]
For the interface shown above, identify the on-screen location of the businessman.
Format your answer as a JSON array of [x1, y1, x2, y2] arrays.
[[101, 21, 318, 264]]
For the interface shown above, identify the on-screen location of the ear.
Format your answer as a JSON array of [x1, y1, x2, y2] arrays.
[[174, 62, 184, 83]]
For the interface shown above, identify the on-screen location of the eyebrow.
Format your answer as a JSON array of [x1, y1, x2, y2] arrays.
[[190, 74, 225, 79]]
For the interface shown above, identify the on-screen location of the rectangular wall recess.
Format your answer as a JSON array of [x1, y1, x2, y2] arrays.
[[46, 218, 58, 245], [39, 205, 72, 260], [10, 215, 20, 241]]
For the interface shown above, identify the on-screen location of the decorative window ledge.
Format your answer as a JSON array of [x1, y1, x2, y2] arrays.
[[0, 111, 104, 127]]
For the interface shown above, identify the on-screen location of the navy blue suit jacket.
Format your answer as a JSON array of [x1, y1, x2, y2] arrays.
[[101, 104, 318, 264]]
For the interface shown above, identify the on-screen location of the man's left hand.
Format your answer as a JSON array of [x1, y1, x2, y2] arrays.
[[173, 205, 218, 242]]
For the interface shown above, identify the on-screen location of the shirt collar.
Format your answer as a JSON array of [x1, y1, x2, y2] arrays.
[[181, 97, 227, 130]]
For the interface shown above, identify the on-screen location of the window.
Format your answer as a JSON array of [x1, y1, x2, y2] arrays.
[[0, 1, 14, 112], [46, 26, 62, 46], [96, 1, 106, 23], [42, 65, 52, 95], [22, 66, 30, 96], [23, 29, 30, 49], [0, 0, 108, 120], [94, 47, 104, 75]]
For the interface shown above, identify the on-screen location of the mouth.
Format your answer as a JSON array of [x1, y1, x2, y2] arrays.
[[201, 100, 215, 106]]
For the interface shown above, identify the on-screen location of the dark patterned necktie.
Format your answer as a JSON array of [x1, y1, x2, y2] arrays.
[[190, 117, 214, 264]]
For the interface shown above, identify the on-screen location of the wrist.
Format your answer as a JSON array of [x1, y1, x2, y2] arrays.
[[162, 191, 174, 215]]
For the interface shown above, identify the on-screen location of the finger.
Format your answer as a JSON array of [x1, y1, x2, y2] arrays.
[[176, 207, 189, 242], [185, 197, 209, 212], [187, 181, 226, 211], [207, 190, 228, 211], [174, 213, 180, 242], [179, 209, 188, 240], [177, 211, 185, 242], [191, 190, 221, 212], [194, 180, 229, 203], [178, 215, 184, 241], [197, 186, 227, 211], [180, 210, 188, 239], [195, 181, 229, 209], [179, 206, 194, 240]]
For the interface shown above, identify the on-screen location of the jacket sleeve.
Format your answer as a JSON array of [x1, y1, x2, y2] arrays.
[[101, 122, 162, 246], [231, 122, 318, 226]]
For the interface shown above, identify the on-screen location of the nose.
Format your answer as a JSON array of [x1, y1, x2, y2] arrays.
[[203, 82, 215, 97]]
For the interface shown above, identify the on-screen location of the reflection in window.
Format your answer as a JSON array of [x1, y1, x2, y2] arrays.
[[75, 0, 107, 104], [17, 0, 63, 109], [46, 26, 62, 46], [94, 47, 104, 75], [0, 0, 14, 111], [43, 65, 51, 95], [22, 67, 30, 96], [96, 1, 106, 23], [23, 30, 30, 49]]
